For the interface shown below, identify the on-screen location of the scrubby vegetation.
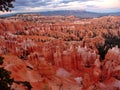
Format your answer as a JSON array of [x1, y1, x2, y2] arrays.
[[0, 57, 14, 90], [0, 56, 32, 90], [15, 81, 32, 90], [97, 36, 120, 60]]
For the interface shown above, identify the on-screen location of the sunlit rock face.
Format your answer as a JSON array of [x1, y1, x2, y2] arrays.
[[53, 45, 99, 72], [0, 15, 120, 90], [102, 46, 120, 81]]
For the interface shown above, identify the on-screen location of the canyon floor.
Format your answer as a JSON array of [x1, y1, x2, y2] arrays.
[[0, 14, 120, 90]]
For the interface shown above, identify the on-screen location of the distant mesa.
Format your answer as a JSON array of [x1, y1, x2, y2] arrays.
[[0, 10, 120, 18]]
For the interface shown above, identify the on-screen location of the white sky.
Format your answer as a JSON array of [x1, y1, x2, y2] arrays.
[[0, 0, 120, 15]]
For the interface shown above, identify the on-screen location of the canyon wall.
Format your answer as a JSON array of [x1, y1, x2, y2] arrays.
[[0, 15, 120, 90]]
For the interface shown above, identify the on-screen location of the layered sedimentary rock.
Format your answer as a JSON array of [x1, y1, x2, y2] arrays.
[[0, 15, 120, 90], [102, 46, 120, 80]]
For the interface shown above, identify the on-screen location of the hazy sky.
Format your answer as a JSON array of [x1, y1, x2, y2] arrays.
[[0, 0, 120, 14]]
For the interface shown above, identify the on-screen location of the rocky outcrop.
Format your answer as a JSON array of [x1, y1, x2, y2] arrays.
[[102, 46, 120, 80], [0, 15, 120, 90]]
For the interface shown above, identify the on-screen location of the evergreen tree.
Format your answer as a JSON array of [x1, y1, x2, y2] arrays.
[[0, 56, 14, 90], [0, 0, 15, 12]]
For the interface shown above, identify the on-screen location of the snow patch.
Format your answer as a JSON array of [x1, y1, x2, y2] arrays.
[[56, 68, 70, 77], [74, 77, 82, 84], [111, 46, 120, 54]]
